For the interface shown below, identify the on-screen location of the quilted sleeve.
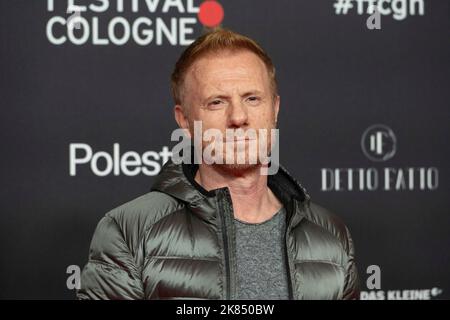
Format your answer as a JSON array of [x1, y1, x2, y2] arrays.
[[77, 215, 144, 300]]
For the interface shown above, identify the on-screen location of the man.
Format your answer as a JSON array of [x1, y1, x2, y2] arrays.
[[77, 29, 359, 300]]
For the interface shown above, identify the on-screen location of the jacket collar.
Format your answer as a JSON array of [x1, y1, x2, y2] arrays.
[[151, 159, 310, 211]]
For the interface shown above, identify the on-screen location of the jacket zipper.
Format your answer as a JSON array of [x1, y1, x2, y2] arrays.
[[285, 200, 295, 300], [285, 229, 295, 299], [218, 190, 231, 300]]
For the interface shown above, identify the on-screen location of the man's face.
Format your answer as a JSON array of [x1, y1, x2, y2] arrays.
[[174, 50, 280, 170]]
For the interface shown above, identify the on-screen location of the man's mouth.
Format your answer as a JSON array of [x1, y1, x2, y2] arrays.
[[224, 137, 256, 142]]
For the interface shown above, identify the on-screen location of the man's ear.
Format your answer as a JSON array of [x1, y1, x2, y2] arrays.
[[174, 104, 192, 139], [274, 95, 280, 124]]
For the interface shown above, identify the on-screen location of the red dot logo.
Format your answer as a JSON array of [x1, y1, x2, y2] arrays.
[[198, 1, 224, 28]]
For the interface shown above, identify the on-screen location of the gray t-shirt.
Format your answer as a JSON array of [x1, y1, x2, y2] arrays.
[[234, 206, 289, 300]]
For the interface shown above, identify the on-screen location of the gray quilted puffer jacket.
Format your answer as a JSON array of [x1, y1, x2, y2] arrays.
[[77, 160, 359, 300]]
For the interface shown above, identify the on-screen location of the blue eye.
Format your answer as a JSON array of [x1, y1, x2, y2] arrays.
[[246, 96, 261, 105], [207, 99, 225, 109]]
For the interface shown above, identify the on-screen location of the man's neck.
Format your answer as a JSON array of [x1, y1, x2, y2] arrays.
[[195, 164, 282, 223]]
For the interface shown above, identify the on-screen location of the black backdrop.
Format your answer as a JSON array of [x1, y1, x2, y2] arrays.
[[1, 0, 449, 299]]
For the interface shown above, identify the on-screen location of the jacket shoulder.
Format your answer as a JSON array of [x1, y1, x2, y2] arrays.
[[303, 201, 353, 255], [103, 191, 184, 253]]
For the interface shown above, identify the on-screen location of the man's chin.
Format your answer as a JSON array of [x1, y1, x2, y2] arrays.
[[213, 163, 261, 176]]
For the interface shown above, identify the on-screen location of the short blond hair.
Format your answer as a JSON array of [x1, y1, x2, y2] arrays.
[[171, 28, 278, 105]]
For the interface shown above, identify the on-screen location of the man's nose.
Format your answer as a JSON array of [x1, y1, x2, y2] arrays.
[[227, 100, 248, 128]]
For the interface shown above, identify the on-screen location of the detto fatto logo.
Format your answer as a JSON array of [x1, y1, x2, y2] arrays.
[[46, 0, 225, 46]]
